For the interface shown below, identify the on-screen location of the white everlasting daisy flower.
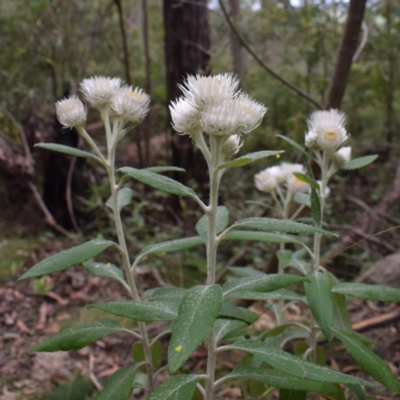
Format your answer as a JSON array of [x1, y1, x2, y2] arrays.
[[179, 73, 240, 111], [169, 96, 201, 134], [306, 109, 348, 153], [254, 166, 285, 193], [56, 96, 87, 129], [112, 86, 150, 124], [80, 76, 122, 109], [237, 93, 267, 134], [222, 134, 243, 157], [331, 146, 351, 167], [200, 99, 243, 137], [282, 163, 310, 194]]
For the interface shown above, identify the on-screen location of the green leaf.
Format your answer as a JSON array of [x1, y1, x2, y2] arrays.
[[137, 237, 204, 260], [229, 289, 306, 303], [35, 143, 97, 159], [89, 301, 178, 322], [231, 364, 336, 393], [145, 166, 186, 173], [219, 150, 284, 169], [310, 187, 321, 225], [144, 287, 187, 308], [293, 172, 319, 189], [279, 389, 306, 400], [345, 384, 367, 400], [230, 217, 334, 236], [225, 230, 304, 246], [293, 192, 311, 207], [195, 206, 229, 243], [223, 274, 306, 298], [152, 340, 163, 369], [219, 300, 259, 324], [333, 328, 400, 394], [332, 282, 400, 302], [119, 167, 200, 201], [214, 318, 249, 342], [276, 250, 293, 269], [98, 364, 139, 400], [33, 319, 126, 352], [229, 266, 264, 278], [147, 375, 199, 400], [168, 285, 223, 373], [342, 155, 378, 170], [229, 340, 374, 386], [275, 134, 307, 155], [83, 262, 126, 287], [304, 271, 333, 341], [287, 251, 311, 275], [19, 239, 115, 280], [105, 188, 134, 213]]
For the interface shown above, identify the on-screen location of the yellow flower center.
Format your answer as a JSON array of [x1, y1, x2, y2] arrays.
[[175, 345, 183, 353], [324, 131, 337, 141], [294, 176, 306, 185], [276, 154, 281, 159]]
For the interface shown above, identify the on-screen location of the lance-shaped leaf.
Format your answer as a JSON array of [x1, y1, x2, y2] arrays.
[[275, 134, 307, 155], [136, 237, 203, 261], [98, 364, 140, 400], [230, 364, 337, 393], [333, 328, 400, 394], [228, 340, 374, 386], [147, 375, 199, 400], [293, 173, 319, 189], [229, 217, 334, 236], [279, 389, 306, 400], [332, 282, 400, 302], [90, 301, 178, 322], [219, 300, 259, 323], [105, 188, 134, 214], [119, 167, 200, 201], [219, 150, 284, 169], [229, 266, 265, 278], [168, 285, 222, 373], [214, 318, 249, 342], [19, 239, 115, 280], [345, 384, 367, 400], [145, 166, 185, 173], [223, 274, 306, 298], [304, 271, 333, 341], [196, 206, 229, 243], [224, 230, 304, 246], [229, 289, 306, 303], [35, 143, 97, 159], [144, 287, 187, 306], [34, 319, 127, 352], [342, 155, 378, 170], [83, 262, 126, 287], [310, 187, 321, 225]]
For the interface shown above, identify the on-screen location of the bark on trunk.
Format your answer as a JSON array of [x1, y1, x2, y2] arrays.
[[229, 0, 244, 77], [324, 0, 367, 109]]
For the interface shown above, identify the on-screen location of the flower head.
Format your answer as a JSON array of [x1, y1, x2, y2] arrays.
[[169, 96, 201, 134], [179, 73, 240, 111], [305, 109, 348, 153], [80, 76, 122, 109], [254, 166, 285, 193], [56, 96, 86, 129], [112, 86, 150, 124], [236, 93, 267, 134], [200, 99, 243, 137], [282, 163, 309, 194], [331, 146, 351, 167]]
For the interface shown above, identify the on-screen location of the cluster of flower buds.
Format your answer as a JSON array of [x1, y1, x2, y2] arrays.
[[55, 76, 150, 129], [305, 109, 351, 166], [255, 163, 310, 195], [169, 74, 267, 140]]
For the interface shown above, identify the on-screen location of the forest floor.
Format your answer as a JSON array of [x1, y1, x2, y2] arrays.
[[1, 241, 400, 400]]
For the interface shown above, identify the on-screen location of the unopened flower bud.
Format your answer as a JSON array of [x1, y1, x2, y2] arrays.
[[56, 96, 86, 129], [222, 134, 242, 158], [331, 146, 351, 167]]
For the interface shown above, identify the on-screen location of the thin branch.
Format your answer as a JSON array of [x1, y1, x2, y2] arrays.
[[353, 20, 368, 62], [217, 0, 322, 109]]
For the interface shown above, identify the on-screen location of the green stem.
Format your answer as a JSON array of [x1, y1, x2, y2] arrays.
[[104, 114, 154, 393], [204, 136, 224, 400]]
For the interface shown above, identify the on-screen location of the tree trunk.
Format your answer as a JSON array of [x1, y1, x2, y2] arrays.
[[324, 0, 367, 109], [229, 0, 244, 77], [163, 0, 210, 186]]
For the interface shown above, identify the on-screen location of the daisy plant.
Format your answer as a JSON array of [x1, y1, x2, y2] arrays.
[[18, 74, 400, 400]]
